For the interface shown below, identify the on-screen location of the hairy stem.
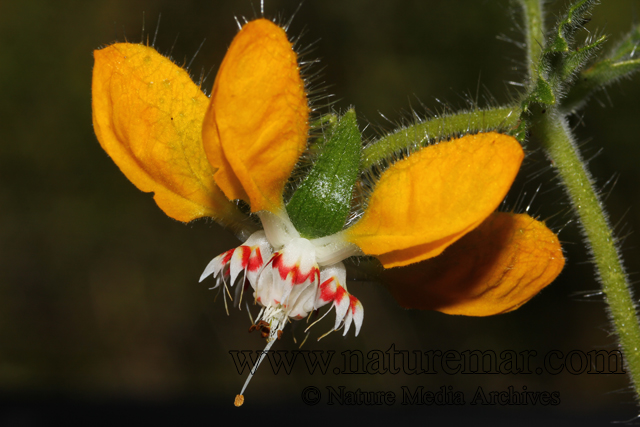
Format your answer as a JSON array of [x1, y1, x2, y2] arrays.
[[519, 0, 640, 404], [531, 106, 640, 403], [362, 106, 520, 169], [519, 0, 545, 83]]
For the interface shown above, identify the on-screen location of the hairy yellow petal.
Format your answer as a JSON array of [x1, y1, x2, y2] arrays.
[[92, 43, 248, 228], [383, 212, 565, 316], [346, 132, 524, 268], [202, 19, 309, 213]]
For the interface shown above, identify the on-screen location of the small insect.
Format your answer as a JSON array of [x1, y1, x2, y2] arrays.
[[249, 320, 273, 339]]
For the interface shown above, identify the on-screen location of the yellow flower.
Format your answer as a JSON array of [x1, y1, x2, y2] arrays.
[[92, 18, 564, 404]]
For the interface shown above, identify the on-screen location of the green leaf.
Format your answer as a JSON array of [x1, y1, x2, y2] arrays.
[[562, 57, 640, 111], [526, 0, 601, 110], [551, 0, 599, 53], [560, 26, 640, 111], [560, 35, 606, 81], [608, 25, 640, 62], [286, 109, 362, 239]]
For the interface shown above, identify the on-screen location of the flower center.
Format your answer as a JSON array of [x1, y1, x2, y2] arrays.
[[199, 209, 364, 405]]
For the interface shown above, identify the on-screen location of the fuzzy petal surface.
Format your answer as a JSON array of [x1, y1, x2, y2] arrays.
[[383, 212, 565, 316], [92, 43, 245, 226], [346, 132, 524, 268], [202, 19, 308, 213]]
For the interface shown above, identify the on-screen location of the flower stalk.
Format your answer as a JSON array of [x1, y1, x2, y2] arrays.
[[362, 106, 521, 169]]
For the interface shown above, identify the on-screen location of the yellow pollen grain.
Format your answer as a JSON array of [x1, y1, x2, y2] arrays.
[[234, 394, 245, 407]]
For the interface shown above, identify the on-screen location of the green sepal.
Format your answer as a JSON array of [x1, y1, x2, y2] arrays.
[[286, 109, 362, 239]]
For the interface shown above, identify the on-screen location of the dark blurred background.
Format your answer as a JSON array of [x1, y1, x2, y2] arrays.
[[2, 0, 640, 425]]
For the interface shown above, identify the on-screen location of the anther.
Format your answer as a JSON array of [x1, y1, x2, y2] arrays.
[[234, 394, 244, 407]]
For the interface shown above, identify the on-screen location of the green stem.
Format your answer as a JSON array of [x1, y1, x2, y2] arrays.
[[531, 106, 640, 403], [519, 0, 545, 83], [362, 106, 520, 169]]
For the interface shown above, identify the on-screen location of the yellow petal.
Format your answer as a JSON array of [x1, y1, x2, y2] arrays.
[[92, 43, 247, 227], [346, 132, 524, 268], [202, 19, 309, 213], [382, 212, 565, 316]]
